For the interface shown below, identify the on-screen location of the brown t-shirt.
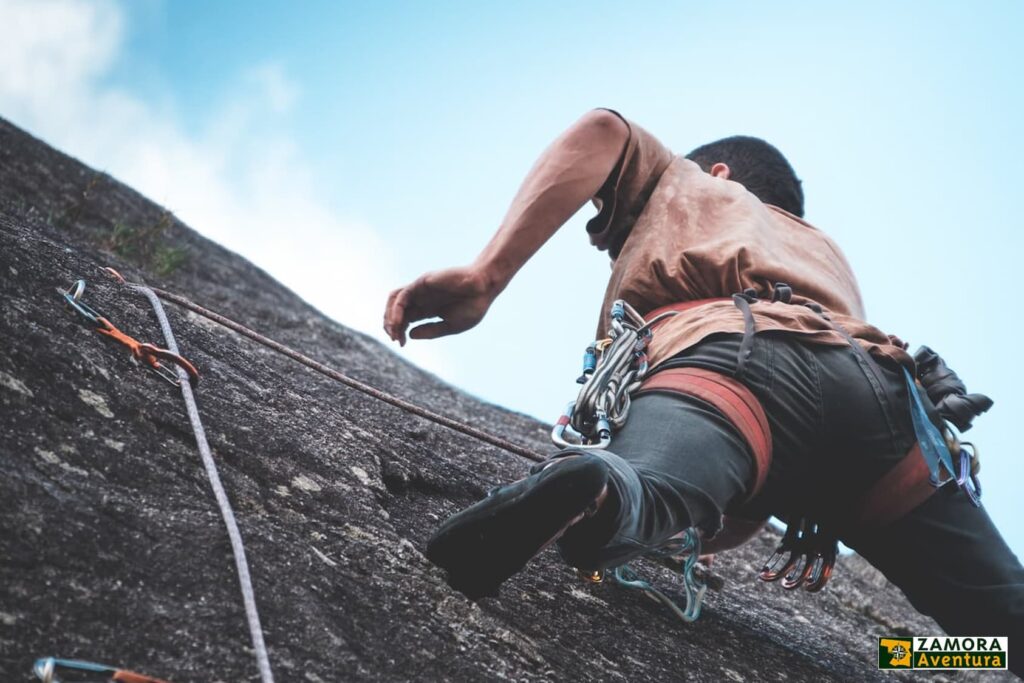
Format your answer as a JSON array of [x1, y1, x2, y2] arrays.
[[587, 112, 911, 370]]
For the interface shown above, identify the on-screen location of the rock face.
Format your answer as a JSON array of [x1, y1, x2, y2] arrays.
[[0, 118, 1011, 683]]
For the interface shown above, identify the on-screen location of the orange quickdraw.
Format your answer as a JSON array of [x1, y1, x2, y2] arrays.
[[94, 317, 199, 385], [62, 279, 199, 386]]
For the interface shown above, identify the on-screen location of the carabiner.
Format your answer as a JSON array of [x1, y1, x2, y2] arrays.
[[551, 402, 612, 450], [943, 423, 983, 507], [804, 543, 838, 593], [33, 657, 169, 683], [761, 520, 838, 592], [759, 521, 802, 582], [137, 343, 200, 385], [61, 280, 105, 328], [780, 552, 816, 589]]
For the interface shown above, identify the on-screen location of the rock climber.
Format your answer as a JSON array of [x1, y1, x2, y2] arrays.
[[383, 109, 1023, 671]]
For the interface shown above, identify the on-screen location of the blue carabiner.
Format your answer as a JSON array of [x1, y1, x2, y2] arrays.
[[577, 344, 598, 384]]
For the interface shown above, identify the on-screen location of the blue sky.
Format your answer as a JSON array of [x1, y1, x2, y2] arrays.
[[1, 0, 1020, 558]]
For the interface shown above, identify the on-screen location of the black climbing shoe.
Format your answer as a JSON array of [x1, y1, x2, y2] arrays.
[[426, 454, 610, 599]]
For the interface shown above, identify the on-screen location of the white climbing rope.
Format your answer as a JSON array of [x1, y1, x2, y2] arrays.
[[133, 284, 274, 683]]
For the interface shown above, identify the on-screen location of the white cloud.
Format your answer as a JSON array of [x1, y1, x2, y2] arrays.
[[0, 0, 449, 374], [0, 0, 121, 109]]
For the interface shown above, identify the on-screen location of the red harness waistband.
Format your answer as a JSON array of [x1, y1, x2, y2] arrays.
[[634, 367, 772, 500]]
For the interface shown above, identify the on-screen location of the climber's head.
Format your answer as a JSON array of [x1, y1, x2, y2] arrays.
[[686, 136, 805, 217]]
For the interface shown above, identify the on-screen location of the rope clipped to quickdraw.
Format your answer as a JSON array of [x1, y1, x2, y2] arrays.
[[61, 279, 198, 386], [33, 656, 168, 683], [552, 300, 676, 449], [58, 275, 273, 683]]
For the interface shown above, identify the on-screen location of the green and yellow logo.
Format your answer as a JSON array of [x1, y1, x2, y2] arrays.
[[878, 638, 912, 668], [878, 636, 1008, 670]]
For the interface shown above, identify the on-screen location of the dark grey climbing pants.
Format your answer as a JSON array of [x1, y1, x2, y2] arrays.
[[552, 333, 1024, 660]]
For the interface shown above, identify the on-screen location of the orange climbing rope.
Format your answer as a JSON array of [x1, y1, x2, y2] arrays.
[[97, 268, 545, 464]]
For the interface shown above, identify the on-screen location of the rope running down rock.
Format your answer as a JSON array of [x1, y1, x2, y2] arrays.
[[132, 284, 275, 683]]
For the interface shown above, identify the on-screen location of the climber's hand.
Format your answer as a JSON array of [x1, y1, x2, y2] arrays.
[[384, 266, 496, 346]]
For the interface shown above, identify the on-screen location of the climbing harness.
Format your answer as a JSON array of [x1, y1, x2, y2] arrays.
[[796, 285, 986, 521], [562, 287, 989, 609], [61, 279, 198, 385], [33, 657, 168, 683], [851, 375, 983, 527], [634, 366, 773, 501], [58, 276, 273, 683]]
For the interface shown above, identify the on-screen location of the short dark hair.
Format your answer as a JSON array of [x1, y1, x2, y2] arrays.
[[686, 136, 805, 217]]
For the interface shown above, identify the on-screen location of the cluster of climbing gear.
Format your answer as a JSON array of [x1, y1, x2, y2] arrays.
[[552, 300, 676, 449], [61, 279, 199, 386], [554, 300, 713, 623], [33, 657, 167, 683], [758, 518, 837, 592]]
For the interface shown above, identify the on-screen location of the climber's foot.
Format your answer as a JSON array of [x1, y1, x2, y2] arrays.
[[426, 454, 610, 599]]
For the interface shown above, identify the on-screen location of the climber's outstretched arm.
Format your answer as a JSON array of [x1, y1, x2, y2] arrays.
[[383, 109, 629, 345]]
